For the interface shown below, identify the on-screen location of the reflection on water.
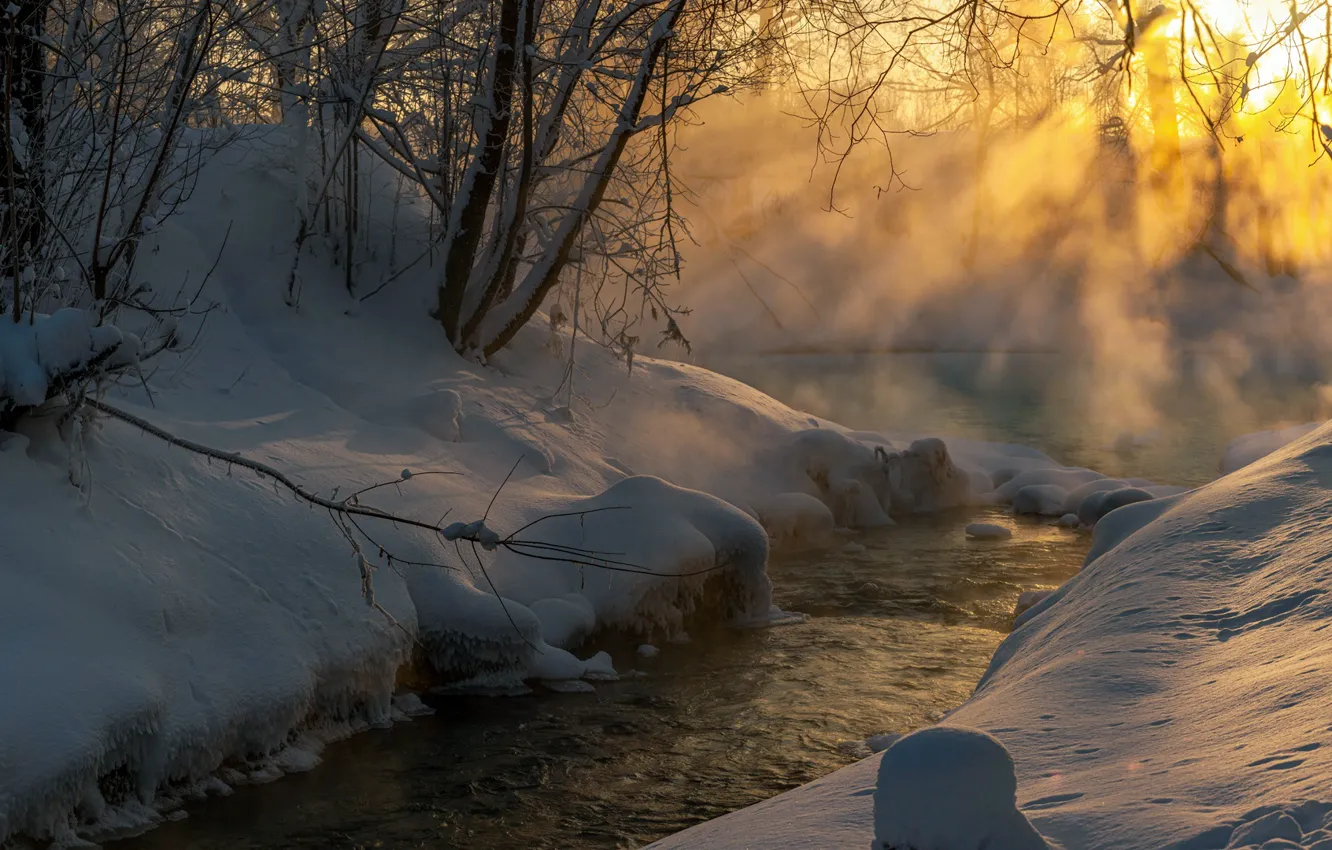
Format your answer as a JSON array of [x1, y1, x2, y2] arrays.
[[113, 512, 1086, 850]]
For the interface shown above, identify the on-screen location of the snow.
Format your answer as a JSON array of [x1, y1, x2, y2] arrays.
[[1220, 422, 1321, 474], [995, 467, 1104, 502], [1, 135, 812, 842], [1013, 483, 1069, 516], [1013, 589, 1053, 621], [873, 726, 1055, 850], [1059, 477, 1131, 514], [753, 491, 836, 542], [657, 421, 1332, 850], [742, 430, 978, 532], [0, 309, 139, 410]]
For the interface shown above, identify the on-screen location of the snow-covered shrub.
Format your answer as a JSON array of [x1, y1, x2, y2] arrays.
[[0, 310, 140, 426]]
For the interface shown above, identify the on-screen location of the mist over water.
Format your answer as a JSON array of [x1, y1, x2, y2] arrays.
[[661, 84, 1332, 448], [703, 351, 1325, 486]]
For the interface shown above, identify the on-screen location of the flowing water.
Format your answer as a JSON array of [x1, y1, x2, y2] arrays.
[[112, 353, 1321, 850]]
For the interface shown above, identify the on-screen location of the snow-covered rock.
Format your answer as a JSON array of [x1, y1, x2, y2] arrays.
[[1079, 486, 1153, 523], [887, 437, 973, 514], [966, 522, 1013, 541], [1013, 589, 1054, 622], [1059, 478, 1130, 516], [995, 467, 1103, 503], [873, 726, 1054, 850], [762, 430, 974, 529], [1013, 483, 1068, 516]]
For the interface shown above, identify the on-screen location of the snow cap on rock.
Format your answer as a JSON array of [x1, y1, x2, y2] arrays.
[[874, 725, 1054, 850]]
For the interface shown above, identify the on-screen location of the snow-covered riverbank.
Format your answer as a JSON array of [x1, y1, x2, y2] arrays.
[[0, 140, 1126, 846], [2, 137, 1324, 849]]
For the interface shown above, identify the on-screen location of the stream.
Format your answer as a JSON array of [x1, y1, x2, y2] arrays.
[[112, 353, 1322, 849]]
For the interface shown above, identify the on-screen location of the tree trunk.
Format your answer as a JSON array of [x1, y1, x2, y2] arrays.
[[477, 0, 686, 357], [435, 0, 521, 341], [2, 0, 48, 320]]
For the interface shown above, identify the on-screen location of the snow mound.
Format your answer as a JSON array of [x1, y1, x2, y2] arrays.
[[753, 491, 836, 542], [1176, 801, 1332, 849], [490, 475, 776, 638], [0, 432, 409, 846], [1013, 483, 1068, 516], [529, 594, 598, 648], [873, 726, 1054, 850]]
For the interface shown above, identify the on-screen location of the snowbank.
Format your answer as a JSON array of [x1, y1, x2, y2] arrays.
[[0, 420, 412, 844], [657, 420, 1332, 850], [0, 129, 1237, 846], [1, 133, 1067, 844]]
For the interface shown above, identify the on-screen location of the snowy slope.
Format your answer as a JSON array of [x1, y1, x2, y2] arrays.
[[656, 421, 1332, 850]]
